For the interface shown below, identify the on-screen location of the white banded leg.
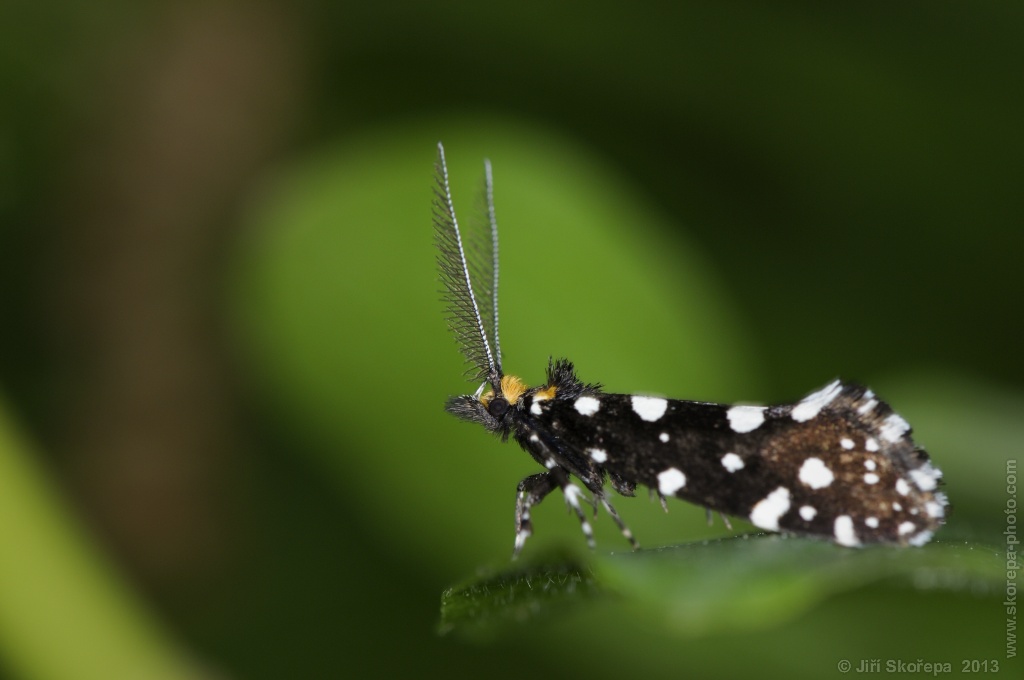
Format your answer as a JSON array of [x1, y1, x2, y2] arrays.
[[561, 481, 596, 550], [535, 466, 596, 550], [598, 494, 639, 550], [513, 472, 558, 559]]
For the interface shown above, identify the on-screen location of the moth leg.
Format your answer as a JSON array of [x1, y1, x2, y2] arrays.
[[532, 466, 596, 550], [561, 480, 596, 551], [704, 508, 735, 531], [598, 493, 639, 551], [513, 472, 558, 559]]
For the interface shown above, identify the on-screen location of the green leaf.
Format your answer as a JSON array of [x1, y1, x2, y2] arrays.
[[599, 536, 1004, 635], [438, 550, 601, 642], [439, 535, 1004, 642]]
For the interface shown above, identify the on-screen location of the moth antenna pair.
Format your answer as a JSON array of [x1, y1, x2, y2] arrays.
[[433, 142, 503, 391]]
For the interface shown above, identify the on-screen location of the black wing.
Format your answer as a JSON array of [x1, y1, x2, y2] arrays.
[[522, 379, 946, 547]]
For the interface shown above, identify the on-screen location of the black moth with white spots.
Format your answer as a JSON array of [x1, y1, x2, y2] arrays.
[[434, 143, 946, 557]]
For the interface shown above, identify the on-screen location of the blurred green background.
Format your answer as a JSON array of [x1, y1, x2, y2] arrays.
[[1, 1, 1021, 678]]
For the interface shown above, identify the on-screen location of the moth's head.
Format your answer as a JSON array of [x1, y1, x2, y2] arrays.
[[445, 374, 527, 434]]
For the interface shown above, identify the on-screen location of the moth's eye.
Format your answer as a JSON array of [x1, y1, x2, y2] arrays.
[[488, 396, 509, 418]]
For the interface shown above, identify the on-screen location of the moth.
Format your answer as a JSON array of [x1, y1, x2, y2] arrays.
[[433, 142, 946, 557]]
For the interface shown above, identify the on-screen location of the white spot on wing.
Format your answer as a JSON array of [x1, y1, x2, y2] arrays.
[[798, 457, 834, 489], [632, 396, 668, 422], [721, 452, 744, 473], [574, 396, 600, 416], [864, 459, 877, 471], [834, 515, 859, 547], [749, 486, 791, 531], [879, 413, 910, 442], [726, 405, 766, 433], [657, 468, 687, 496], [530, 402, 543, 415], [659, 432, 670, 443], [858, 398, 878, 415], [898, 521, 916, 536], [799, 505, 817, 521], [791, 380, 842, 422], [909, 463, 941, 491], [865, 438, 879, 452], [840, 437, 855, 450], [588, 448, 608, 463], [865, 517, 879, 529], [863, 472, 880, 485], [895, 478, 911, 496], [908, 530, 934, 547]]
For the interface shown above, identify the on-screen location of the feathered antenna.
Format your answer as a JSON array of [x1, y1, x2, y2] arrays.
[[433, 142, 501, 387], [484, 159, 502, 373], [466, 158, 502, 375]]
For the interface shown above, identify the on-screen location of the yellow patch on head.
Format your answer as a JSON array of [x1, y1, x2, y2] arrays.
[[479, 389, 495, 407], [533, 385, 558, 402], [500, 375, 528, 405]]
